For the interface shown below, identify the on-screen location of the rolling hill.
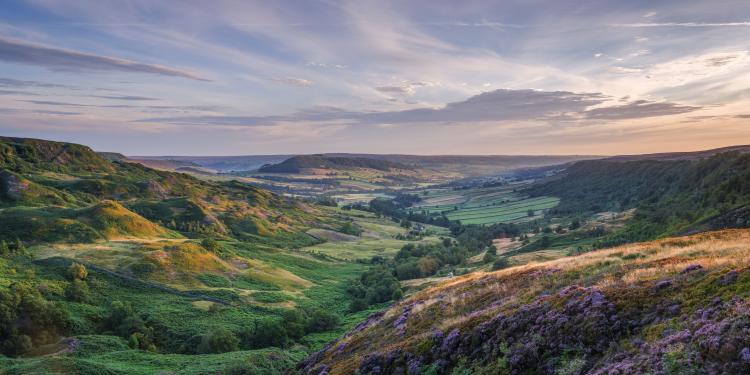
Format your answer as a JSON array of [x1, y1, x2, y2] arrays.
[[132, 153, 601, 177], [0, 136, 317, 244], [259, 155, 414, 174]]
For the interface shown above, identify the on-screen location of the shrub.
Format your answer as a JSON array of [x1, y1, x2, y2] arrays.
[[201, 238, 222, 253], [244, 319, 288, 348], [492, 257, 510, 270], [349, 298, 368, 312], [130, 261, 157, 276], [198, 328, 239, 354], [65, 279, 91, 303], [0, 282, 70, 356], [67, 262, 88, 280]]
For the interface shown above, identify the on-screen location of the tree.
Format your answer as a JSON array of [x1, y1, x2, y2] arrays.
[[569, 220, 581, 230], [198, 328, 239, 354], [67, 262, 88, 280], [13, 239, 25, 255], [349, 298, 368, 312], [527, 209, 535, 217], [0, 240, 8, 256], [65, 280, 91, 303], [400, 219, 413, 229], [492, 257, 510, 270], [201, 238, 221, 253], [417, 257, 440, 277], [247, 319, 288, 348]]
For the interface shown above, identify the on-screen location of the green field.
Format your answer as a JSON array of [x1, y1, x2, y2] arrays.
[[302, 208, 448, 260], [409, 184, 559, 225]]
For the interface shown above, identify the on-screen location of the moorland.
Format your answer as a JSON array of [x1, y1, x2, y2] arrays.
[[2, 136, 750, 374]]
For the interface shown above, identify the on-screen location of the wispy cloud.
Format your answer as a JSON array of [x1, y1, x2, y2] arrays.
[[88, 94, 159, 101], [375, 81, 437, 96], [20, 99, 94, 107], [584, 100, 700, 120], [0, 36, 210, 81], [613, 22, 750, 28], [0, 89, 38, 95], [271, 77, 313, 87], [136, 89, 698, 127], [0, 77, 72, 89]]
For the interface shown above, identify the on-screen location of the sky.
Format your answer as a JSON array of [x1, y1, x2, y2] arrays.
[[0, 0, 749, 156]]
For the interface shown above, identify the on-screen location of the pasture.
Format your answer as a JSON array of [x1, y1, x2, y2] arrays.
[[302, 209, 448, 260], [409, 184, 560, 225]]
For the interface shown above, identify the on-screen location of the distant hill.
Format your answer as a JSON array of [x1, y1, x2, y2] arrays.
[[133, 154, 293, 172], [126, 158, 203, 171], [604, 144, 750, 162], [258, 154, 413, 173], [131, 153, 601, 176]]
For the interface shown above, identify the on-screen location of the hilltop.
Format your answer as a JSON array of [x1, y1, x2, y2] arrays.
[[298, 228, 750, 374], [259, 155, 414, 174], [603, 144, 750, 162]]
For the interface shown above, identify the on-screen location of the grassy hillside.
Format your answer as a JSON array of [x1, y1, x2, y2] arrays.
[[0, 136, 317, 244], [0, 136, 459, 374], [527, 151, 750, 243], [298, 228, 750, 374], [0, 201, 177, 243]]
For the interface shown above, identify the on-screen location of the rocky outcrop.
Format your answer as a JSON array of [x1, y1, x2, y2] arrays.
[[0, 170, 28, 201]]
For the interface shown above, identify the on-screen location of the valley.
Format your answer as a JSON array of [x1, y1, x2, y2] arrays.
[[2, 137, 750, 375], [3, 2, 750, 374]]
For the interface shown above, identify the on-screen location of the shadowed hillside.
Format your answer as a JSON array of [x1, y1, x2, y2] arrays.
[[527, 151, 750, 245]]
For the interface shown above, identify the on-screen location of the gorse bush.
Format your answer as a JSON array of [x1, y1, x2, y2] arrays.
[[68, 262, 88, 280]]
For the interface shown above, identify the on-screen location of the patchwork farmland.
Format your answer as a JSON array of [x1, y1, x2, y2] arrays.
[[409, 185, 559, 225]]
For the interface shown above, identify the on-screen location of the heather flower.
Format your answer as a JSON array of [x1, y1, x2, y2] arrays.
[[681, 264, 703, 274], [654, 279, 672, 290], [719, 270, 738, 286]]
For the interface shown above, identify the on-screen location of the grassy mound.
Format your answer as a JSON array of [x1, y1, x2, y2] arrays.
[[0, 201, 177, 243]]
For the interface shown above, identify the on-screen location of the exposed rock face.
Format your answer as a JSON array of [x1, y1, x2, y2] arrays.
[[140, 180, 168, 199], [0, 171, 28, 201]]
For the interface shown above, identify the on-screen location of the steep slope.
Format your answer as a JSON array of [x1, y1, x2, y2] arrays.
[[527, 151, 750, 243], [0, 136, 318, 244], [298, 229, 750, 374]]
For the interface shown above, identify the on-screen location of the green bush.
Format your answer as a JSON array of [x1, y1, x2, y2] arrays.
[[65, 280, 91, 303], [198, 328, 239, 354], [0, 282, 70, 356], [492, 257, 510, 271]]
